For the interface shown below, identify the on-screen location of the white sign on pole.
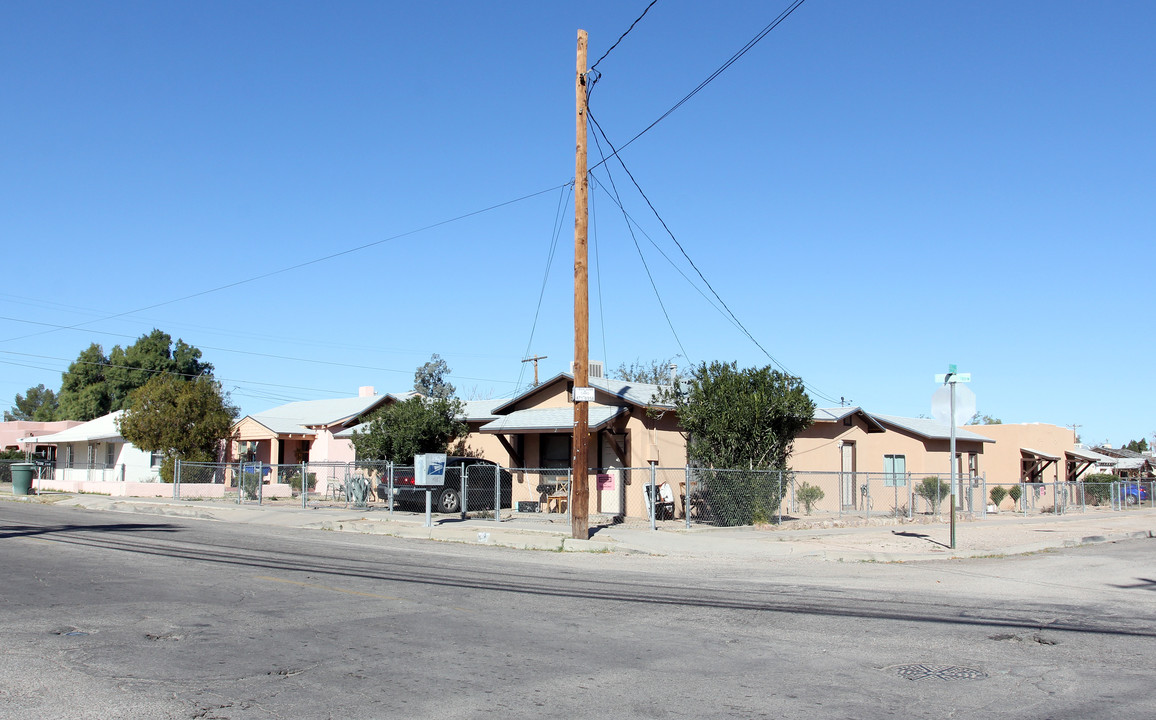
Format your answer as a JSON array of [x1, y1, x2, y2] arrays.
[[573, 387, 595, 402], [932, 384, 976, 427]]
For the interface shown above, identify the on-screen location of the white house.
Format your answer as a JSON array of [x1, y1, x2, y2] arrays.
[[23, 411, 168, 495]]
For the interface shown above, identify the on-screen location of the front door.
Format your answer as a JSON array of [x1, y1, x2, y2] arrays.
[[840, 442, 856, 508]]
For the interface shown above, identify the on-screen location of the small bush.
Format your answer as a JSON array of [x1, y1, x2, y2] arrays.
[[240, 471, 262, 500], [282, 469, 317, 493], [989, 486, 1008, 508], [1081, 473, 1114, 505], [1008, 484, 1022, 508], [796, 482, 825, 515], [915, 476, 950, 511]]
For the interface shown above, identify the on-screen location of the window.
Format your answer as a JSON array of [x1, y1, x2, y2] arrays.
[[540, 434, 571, 470], [65, 445, 74, 469], [150, 451, 162, 468], [106, 443, 115, 467], [883, 454, 906, 487]]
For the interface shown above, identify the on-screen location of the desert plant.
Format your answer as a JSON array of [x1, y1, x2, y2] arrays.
[[1007, 483, 1022, 509], [915, 476, 950, 512], [239, 470, 262, 500], [282, 469, 317, 493], [796, 482, 825, 515], [1080, 473, 1114, 505], [989, 486, 1008, 508]]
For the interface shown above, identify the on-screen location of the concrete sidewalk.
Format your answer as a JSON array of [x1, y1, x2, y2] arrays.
[[3, 484, 1154, 562]]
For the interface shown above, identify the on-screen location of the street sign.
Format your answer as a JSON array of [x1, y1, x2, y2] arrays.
[[934, 372, 971, 383], [931, 384, 976, 427], [573, 387, 595, 402]]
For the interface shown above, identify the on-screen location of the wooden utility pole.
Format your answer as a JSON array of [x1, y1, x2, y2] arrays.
[[571, 29, 590, 541], [521, 355, 548, 386]]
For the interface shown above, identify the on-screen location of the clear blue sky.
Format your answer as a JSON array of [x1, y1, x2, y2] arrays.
[[2, 1, 1153, 447]]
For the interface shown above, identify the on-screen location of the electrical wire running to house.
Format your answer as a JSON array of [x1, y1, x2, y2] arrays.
[[514, 182, 574, 394], [587, 120, 689, 366], [590, 0, 808, 172], [587, 110, 842, 406], [589, 0, 662, 73], [0, 183, 569, 345]]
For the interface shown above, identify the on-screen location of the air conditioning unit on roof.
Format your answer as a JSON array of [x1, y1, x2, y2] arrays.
[[570, 360, 604, 379]]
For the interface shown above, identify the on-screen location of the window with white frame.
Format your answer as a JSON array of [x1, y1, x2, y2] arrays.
[[105, 442, 115, 467], [883, 454, 906, 487]]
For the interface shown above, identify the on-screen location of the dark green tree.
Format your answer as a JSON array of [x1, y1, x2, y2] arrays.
[[414, 353, 455, 399], [351, 395, 466, 463], [5, 384, 60, 421], [57, 343, 112, 420], [668, 361, 815, 471], [661, 362, 815, 526], [57, 331, 213, 420], [115, 374, 238, 483], [1123, 438, 1149, 453]]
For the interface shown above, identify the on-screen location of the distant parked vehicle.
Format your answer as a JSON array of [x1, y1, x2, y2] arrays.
[[1122, 482, 1149, 506], [385, 457, 512, 513]]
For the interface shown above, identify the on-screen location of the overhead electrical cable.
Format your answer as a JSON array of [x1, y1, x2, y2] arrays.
[[590, 0, 807, 172], [515, 182, 574, 393], [588, 122, 689, 364], [589, 0, 662, 72], [587, 110, 841, 405], [0, 183, 568, 345]]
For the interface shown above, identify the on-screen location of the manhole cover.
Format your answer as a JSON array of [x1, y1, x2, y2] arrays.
[[894, 664, 988, 681]]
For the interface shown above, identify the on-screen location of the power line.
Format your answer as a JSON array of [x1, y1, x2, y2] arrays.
[[588, 119, 689, 364], [516, 182, 574, 393], [589, 0, 662, 72], [587, 109, 841, 405], [0, 318, 521, 388], [0, 183, 568, 345], [590, 0, 808, 172]]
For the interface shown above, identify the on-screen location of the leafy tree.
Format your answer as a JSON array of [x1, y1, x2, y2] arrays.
[[612, 358, 677, 385], [414, 353, 455, 399], [57, 331, 213, 421], [351, 395, 466, 463], [116, 374, 238, 483], [1080, 473, 1115, 505], [57, 343, 112, 420], [967, 412, 1002, 425], [667, 361, 814, 471], [988, 486, 1008, 508], [5, 384, 59, 421], [661, 362, 814, 526]]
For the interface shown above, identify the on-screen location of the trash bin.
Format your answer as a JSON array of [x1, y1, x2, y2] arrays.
[[10, 463, 35, 496]]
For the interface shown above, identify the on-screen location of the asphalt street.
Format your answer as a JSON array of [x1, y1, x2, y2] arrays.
[[1, 502, 1153, 719]]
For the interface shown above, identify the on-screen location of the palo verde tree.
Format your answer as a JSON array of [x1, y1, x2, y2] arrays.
[[353, 356, 466, 462], [611, 357, 678, 385], [116, 374, 238, 483], [5, 384, 60, 421], [662, 361, 815, 526]]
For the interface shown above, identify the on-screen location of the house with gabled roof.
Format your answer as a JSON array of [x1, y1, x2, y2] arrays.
[[230, 386, 407, 468]]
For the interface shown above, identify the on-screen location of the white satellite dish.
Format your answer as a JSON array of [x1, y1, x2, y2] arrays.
[[931, 383, 976, 427]]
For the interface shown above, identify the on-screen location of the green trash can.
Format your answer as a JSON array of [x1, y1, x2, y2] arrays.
[[10, 463, 35, 496]]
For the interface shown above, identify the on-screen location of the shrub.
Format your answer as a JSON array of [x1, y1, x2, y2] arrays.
[[701, 469, 786, 527], [796, 482, 824, 515], [989, 486, 1008, 508], [915, 476, 950, 511], [1008, 484, 1022, 508], [282, 469, 317, 493], [1081, 473, 1115, 505], [239, 470, 262, 500]]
